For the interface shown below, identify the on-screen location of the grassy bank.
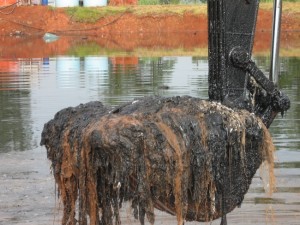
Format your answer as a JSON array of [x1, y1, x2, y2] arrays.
[[65, 5, 207, 22], [64, 2, 300, 23]]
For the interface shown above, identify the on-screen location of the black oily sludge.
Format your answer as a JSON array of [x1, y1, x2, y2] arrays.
[[40, 96, 275, 225]]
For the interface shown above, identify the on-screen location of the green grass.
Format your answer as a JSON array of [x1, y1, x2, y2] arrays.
[[65, 6, 129, 23], [65, 41, 208, 57], [65, 7, 102, 23], [138, 0, 160, 5], [64, 5, 206, 22], [64, 2, 300, 23], [67, 43, 102, 56], [260, 2, 300, 14], [131, 5, 206, 16]]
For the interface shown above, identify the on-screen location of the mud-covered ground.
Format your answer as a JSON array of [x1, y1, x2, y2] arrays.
[[0, 148, 58, 225], [1, 147, 299, 224]]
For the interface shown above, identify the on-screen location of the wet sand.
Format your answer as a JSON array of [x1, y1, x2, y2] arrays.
[[1, 148, 299, 225], [0, 148, 59, 225]]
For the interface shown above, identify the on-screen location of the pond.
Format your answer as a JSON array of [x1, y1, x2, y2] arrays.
[[0, 36, 299, 224]]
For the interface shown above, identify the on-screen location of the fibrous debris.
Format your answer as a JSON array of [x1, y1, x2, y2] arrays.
[[40, 96, 275, 225]]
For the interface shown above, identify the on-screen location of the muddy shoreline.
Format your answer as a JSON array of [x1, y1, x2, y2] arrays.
[[1, 30, 300, 58], [1, 5, 300, 37], [1, 148, 299, 225], [1, 5, 300, 57]]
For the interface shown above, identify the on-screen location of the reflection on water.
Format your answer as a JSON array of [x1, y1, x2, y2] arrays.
[[0, 51, 299, 224], [255, 56, 300, 152], [0, 90, 33, 153], [2, 55, 299, 153], [0, 54, 299, 161], [0, 56, 209, 153]]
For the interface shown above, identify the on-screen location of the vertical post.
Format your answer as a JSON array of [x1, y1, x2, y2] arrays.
[[208, 0, 226, 102], [269, 0, 282, 85]]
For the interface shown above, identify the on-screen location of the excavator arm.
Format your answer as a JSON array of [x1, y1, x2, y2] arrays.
[[208, 0, 259, 102], [207, 1, 290, 224], [208, 0, 290, 128]]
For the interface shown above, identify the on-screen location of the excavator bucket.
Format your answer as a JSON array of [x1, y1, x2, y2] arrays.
[[40, 1, 291, 225]]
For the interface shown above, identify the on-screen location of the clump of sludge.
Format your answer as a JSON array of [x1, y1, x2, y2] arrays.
[[40, 96, 275, 225]]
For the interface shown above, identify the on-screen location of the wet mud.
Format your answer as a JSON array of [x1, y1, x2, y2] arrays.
[[41, 96, 275, 225]]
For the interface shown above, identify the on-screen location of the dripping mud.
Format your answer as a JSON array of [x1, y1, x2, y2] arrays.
[[40, 96, 276, 225]]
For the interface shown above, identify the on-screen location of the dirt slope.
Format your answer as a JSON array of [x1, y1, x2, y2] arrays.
[[0, 4, 300, 57]]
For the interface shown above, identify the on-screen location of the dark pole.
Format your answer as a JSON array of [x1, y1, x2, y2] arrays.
[[207, 0, 226, 102]]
